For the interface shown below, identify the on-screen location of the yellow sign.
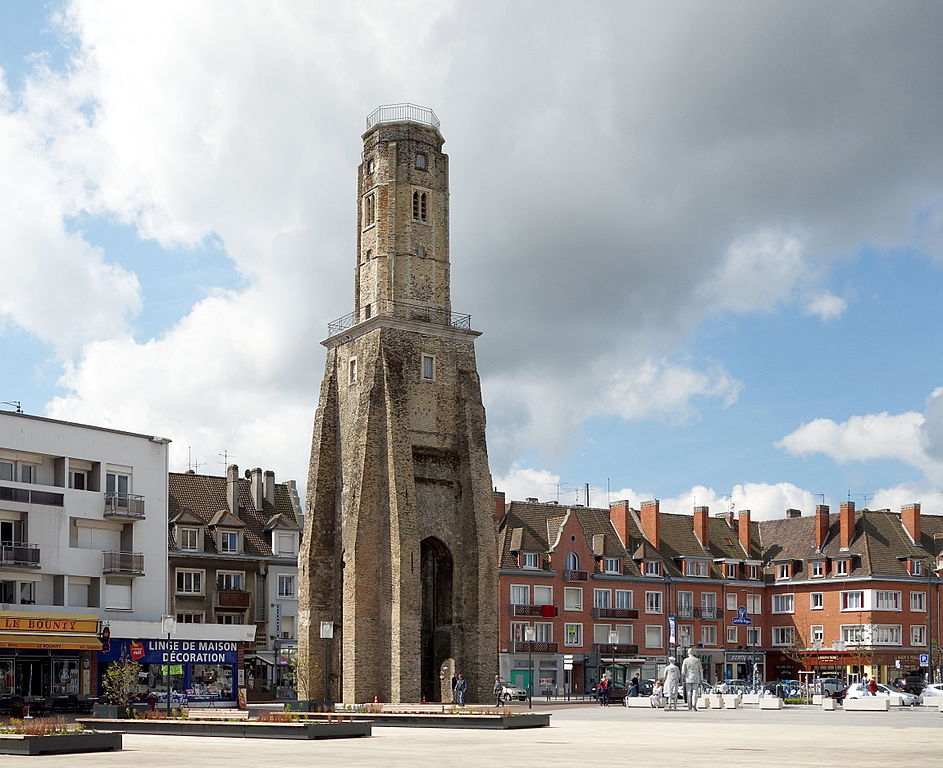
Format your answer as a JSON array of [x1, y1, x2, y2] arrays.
[[0, 612, 99, 634]]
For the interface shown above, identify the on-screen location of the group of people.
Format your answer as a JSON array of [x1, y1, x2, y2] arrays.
[[598, 648, 706, 711]]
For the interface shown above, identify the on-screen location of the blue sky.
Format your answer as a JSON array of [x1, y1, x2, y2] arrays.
[[2, 2, 943, 518]]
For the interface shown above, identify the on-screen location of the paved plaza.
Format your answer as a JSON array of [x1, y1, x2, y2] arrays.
[[8, 704, 940, 767]]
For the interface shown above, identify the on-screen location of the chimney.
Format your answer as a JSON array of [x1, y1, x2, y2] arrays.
[[494, 490, 507, 523], [902, 503, 921, 544], [250, 468, 264, 511], [263, 470, 276, 506], [786, 508, 802, 519], [226, 464, 240, 517], [640, 499, 660, 548], [694, 506, 709, 548], [525, 497, 538, 503], [815, 505, 830, 551], [839, 501, 855, 549], [725, 508, 735, 527], [738, 510, 751, 556], [609, 500, 631, 547]]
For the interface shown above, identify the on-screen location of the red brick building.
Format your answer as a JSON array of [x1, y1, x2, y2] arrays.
[[497, 494, 942, 694]]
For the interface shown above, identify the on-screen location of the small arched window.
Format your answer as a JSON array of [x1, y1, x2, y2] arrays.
[[412, 191, 419, 219], [420, 192, 427, 222], [415, 153, 426, 170], [566, 552, 580, 571]]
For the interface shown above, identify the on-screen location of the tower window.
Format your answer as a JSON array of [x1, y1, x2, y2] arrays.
[[412, 190, 429, 222], [364, 193, 376, 227], [421, 354, 435, 381], [420, 192, 427, 221], [349, 357, 358, 385], [366, 158, 375, 174], [415, 153, 426, 170]]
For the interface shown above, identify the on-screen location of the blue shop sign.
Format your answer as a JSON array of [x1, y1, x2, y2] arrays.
[[100, 638, 239, 665]]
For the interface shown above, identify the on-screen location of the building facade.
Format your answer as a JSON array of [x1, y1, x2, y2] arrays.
[[0, 411, 170, 704], [497, 495, 943, 692], [299, 104, 498, 705]]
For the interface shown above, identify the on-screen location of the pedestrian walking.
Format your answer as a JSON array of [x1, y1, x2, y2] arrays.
[[598, 676, 610, 706], [493, 675, 503, 707], [455, 673, 468, 707], [867, 677, 878, 696], [629, 673, 641, 697]]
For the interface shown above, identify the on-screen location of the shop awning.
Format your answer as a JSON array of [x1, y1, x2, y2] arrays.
[[0, 633, 101, 650]]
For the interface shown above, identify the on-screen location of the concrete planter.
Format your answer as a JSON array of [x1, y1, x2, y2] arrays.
[[843, 698, 889, 711], [722, 694, 741, 709], [887, 695, 903, 707], [92, 703, 147, 719], [624, 698, 653, 708], [812, 695, 823, 705], [286, 699, 335, 713], [822, 697, 837, 711], [0, 732, 123, 756], [696, 696, 710, 710], [759, 697, 783, 710], [77, 719, 372, 739], [706, 694, 724, 709], [298, 712, 551, 729], [741, 694, 760, 705]]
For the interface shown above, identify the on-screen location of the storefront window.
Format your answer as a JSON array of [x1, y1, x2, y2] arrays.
[[52, 659, 80, 695], [191, 664, 233, 699], [0, 660, 13, 695]]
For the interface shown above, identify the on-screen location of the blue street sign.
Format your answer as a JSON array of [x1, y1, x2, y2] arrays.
[[920, 653, 930, 665], [731, 606, 753, 626]]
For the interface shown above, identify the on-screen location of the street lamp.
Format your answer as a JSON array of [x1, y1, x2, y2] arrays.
[[525, 626, 536, 710], [161, 615, 177, 717]]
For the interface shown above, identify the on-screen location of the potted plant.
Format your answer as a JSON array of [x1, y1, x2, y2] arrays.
[[93, 655, 144, 719]]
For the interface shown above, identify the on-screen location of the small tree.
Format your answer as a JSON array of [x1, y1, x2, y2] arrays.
[[101, 655, 143, 711]]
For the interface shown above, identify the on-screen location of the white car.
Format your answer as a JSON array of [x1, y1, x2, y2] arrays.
[[500, 681, 528, 701], [843, 682, 918, 706], [917, 683, 943, 705]]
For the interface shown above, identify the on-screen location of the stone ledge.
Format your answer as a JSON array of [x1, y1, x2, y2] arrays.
[[843, 698, 889, 711]]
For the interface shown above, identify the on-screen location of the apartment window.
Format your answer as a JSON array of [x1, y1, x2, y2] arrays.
[[834, 560, 849, 576], [701, 625, 717, 646], [616, 624, 633, 644], [277, 575, 295, 598], [772, 594, 795, 614], [772, 627, 796, 646], [349, 357, 358, 384], [564, 587, 583, 611], [810, 625, 824, 643], [912, 625, 927, 646], [511, 622, 528, 644], [645, 625, 664, 648], [678, 625, 693, 646], [677, 591, 693, 618], [566, 552, 580, 571], [603, 557, 620, 574], [564, 624, 583, 646], [521, 552, 539, 569], [687, 560, 708, 577], [615, 589, 633, 610], [776, 563, 790, 580], [811, 561, 824, 578], [217, 614, 243, 625], [911, 591, 927, 612], [594, 589, 611, 609], [510, 585, 529, 605], [421, 355, 435, 381], [69, 470, 87, 490], [746, 627, 761, 646], [415, 153, 427, 169], [104, 580, 132, 610], [875, 590, 901, 611], [179, 527, 200, 551], [748, 564, 760, 580], [219, 530, 239, 553], [643, 561, 660, 577], [645, 591, 662, 614], [873, 625, 902, 645], [275, 533, 296, 556], [746, 593, 762, 614], [726, 593, 737, 611], [176, 612, 204, 624], [841, 625, 865, 644], [841, 590, 864, 611], [534, 622, 552, 642], [363, 193, 376, 226], [217, 572, 243, 590], [594, 624, 613, 644], [726, 626, 738, 644], [810, 592, 824, 610], [701, 592, 717, 618], [176, 569, 204, 595], [0, 461, 12, 481], [533, 585, 553, 606], [106, 472, 130, 497], [912, 560, 924, 576], [725, 563, 738, 579]]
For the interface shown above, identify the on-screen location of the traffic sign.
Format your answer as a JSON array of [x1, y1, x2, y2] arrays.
[[920, 653, 930, 665], [563, 663, 573, 670]]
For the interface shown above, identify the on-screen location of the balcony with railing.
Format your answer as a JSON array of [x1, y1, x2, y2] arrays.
[[592, 607, 639, 620], [103, 493, 146, 520], [328, 299, 471, 336], [514, 641, 559, 654], [366, 103, 440, 131], [509, 603, 558, 618], [216, 589, 251, 609], [593, 642, 640, 657], [564, 569, 589, 582], [0, 485, 63, 507], [0, 542, 40, 569], [677, 606, 719, 620], [102, 551, 144, 576]]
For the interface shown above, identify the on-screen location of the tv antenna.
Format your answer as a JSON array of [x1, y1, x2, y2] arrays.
[[187, 447, 205, 473], [219, 450, 235, 468], [1, 400, 23, 414]]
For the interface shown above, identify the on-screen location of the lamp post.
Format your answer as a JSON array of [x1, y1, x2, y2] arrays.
[[161, 615, 177, 717], [525, 626, 535, 710]]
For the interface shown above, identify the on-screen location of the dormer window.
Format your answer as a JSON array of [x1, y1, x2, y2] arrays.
[[275, 533, 297, 556], [748, 564, 760, 580], [179, 527, 201, 552], [811, 561, 824, 578], [686, 560, 708, 578], [725, 563, 738, 579], [603, 557, 620, 574], [219, 530, 240, 554], [644, 561, 660, 577], [776, 563, 791, 580], [912, 560, 924, 577], [834, 559, 849, 576], [522, 552, 539, 569]]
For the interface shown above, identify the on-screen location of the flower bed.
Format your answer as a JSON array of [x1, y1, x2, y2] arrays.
[[0, 718, 122, 756], [76, 718, 371, 740]]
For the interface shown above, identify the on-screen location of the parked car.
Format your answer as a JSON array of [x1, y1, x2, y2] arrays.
[[843, 682, 918, 706], [892, 676, 926, 695], [812, 677, 846, 698], [500, 681, 528, 701], [917, 683, 943, 705], [763, 680, 800, 698]]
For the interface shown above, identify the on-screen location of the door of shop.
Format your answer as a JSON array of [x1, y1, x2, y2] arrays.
[[510, 669, 531, 691]]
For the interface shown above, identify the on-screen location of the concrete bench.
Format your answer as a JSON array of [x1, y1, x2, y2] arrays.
[[843, 697, 889, 711], [759, 697, 783, 710], [624, 697, 655, 708], [188, 708, 250, 720]]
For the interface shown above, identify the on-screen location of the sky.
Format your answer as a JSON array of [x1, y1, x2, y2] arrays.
[[2, 1, 943, 520]]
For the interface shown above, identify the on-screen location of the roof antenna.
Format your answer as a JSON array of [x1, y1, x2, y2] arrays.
[[1, 401, 23, 414], [219, 450, 234, 468], [187, 447, 205, 473]]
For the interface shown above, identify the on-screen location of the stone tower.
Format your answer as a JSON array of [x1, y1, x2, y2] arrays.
[[298, 105, 497, 704]]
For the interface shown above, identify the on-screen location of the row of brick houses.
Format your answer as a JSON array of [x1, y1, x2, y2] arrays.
[[496, 493, 942, 695]]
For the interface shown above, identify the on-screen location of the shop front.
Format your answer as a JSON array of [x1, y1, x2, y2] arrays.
[[724, 650, 766, 685], [0, 611, 101, 709], [99, 638, 240, 705]]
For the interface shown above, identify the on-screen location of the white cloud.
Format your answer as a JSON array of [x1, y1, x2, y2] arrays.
[[803, 292, 847, 320], [777, 412, 926, 465]]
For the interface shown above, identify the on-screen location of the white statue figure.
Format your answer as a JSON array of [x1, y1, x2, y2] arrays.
[[681, 648, 703, 711], [663, 657, 681, 710]]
